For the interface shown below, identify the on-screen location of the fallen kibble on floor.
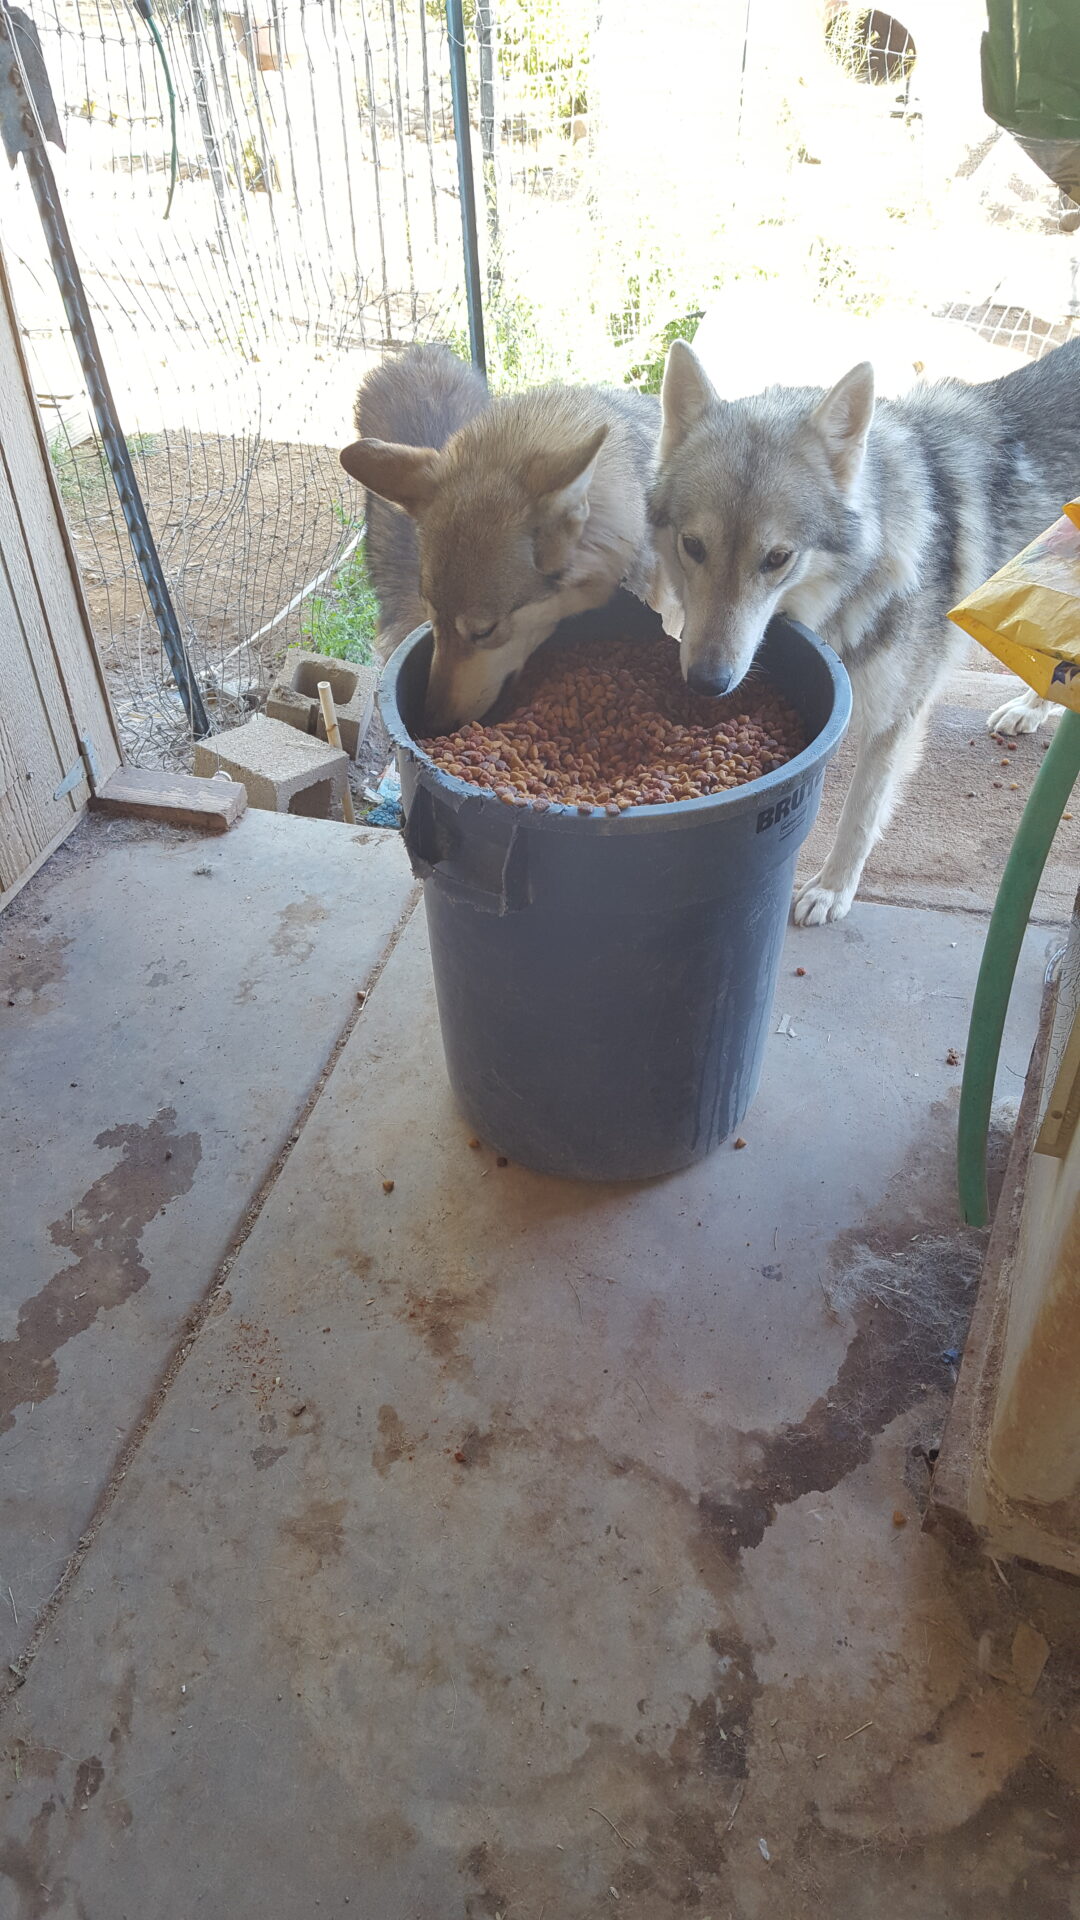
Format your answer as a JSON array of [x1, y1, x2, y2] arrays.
[[946, 1047, 960, 1066], [454, 1450, 466, 1464], [467, 1137, 481, 1150], [496, 1155, 509, 1168], [795, 966, 806, 976], [1065, 812, 1074, 821], [382, 1179, 395, 1193], [892, 1509, 907, 1528], [733, 1137, 747, 1150]]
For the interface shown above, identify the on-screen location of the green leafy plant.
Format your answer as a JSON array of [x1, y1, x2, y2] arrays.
[[298, 534, 378, 664], [624, 311, 704, 394]]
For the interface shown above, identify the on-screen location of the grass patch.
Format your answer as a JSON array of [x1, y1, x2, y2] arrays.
[[49, 431, 158, 508], [298, 533, 378, 664]]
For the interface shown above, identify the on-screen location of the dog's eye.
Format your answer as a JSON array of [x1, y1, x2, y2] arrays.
[[471, 622, 497, 642], [681, 533, 706, 564], [762, 547, 793, 573]]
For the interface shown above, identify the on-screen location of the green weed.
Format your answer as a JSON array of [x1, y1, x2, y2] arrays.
[[49, 431, 158, 507], [624, 310, 704, 394], [299, 535, 378, 664]]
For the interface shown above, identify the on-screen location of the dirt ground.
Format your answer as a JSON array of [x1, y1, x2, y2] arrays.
[[58, 429, 355, 757]]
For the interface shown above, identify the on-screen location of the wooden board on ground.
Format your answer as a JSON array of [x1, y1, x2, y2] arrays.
[[92, 767, 248, 832]]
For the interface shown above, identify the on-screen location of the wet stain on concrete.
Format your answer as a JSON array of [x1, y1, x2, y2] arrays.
[[73, 1756, 104, 1805], [0, 1109, 201, 1433], [108, 1671, 136, 1750], [401, 1279, 496, 1374], [462, 1840, 515, 1920], [700, 1108, 986, 1563], [0, 1797, 58, 1920], [5, 1743, 62, 1785], [669, 1631, 763, 1783], [251, 1444, 287, 1471], [281, 1498, 347, 1569], [0, 930, 72, 1008], [799, 1751, 1080, 1916], [372, 1405, 411, 1475], [454, 1425, 496, 1469], [699, 1253, 978, 1560], [270, 895, 330, 965], [565, 1721, 737, 1908]]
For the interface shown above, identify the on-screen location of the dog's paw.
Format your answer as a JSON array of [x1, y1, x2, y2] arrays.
[[792, 876, 854, 926], [986, 693, 1045, 736]]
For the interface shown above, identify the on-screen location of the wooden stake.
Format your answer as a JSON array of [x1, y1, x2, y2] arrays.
[[317, 681, 356, 824]]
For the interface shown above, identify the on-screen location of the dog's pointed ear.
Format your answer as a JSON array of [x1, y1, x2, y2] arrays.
[[339, 438, 439, 516], [659, 339, 717, 461], [530, 424, 608, 519], [531, 425, 608, 573], [809, 363, 875, 490]]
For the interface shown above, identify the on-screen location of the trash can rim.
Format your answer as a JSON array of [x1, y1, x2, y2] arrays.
[[377, 614, 851, 834]]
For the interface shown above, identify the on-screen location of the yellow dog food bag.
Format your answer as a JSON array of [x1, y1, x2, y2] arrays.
[[948, 502, 1080, 715]]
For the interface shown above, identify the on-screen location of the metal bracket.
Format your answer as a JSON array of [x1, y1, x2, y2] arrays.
[[53, 733, 101, 802], [0, 6, 64, 168]]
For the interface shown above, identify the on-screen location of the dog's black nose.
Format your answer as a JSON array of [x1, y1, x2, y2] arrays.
[[685, 662, 733, 698]]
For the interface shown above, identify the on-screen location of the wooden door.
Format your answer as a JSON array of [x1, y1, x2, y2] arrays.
[[0, 236, 121, 907]]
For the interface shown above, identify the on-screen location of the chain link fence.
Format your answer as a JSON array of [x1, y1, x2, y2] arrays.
[[2, 0, 1077, 767]]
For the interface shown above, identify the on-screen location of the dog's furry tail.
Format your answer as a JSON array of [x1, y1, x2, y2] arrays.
[[352, 344, 489, 657]]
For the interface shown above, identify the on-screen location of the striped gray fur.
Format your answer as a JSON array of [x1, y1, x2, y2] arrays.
[[650, 336, 1080, 923]]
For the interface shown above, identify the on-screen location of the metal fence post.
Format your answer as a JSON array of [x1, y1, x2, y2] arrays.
[[444, 0, 486, 376]]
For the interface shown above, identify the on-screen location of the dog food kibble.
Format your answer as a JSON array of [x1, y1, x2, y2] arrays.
[[420, 638, 804, 810]]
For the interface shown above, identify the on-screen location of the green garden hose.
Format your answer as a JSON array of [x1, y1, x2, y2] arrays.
[[958, 706, 1080, 1226], [133, 0, 178, 220]]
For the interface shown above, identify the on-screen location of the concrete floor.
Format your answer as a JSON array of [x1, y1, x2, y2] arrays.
[[0, 813, 416, 1661], [1, 743, 1079, 1916], [803, 663, 1080, 921]]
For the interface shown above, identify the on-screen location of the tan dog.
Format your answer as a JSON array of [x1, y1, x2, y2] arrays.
[[341, 346, 661, 732]]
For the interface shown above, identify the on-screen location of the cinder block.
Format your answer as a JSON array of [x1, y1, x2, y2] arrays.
[[194, 714, 349, 818], [265, 651, 376, 760]]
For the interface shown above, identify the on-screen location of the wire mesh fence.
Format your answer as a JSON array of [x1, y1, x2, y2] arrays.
[[2, 0, 1078, 770]]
